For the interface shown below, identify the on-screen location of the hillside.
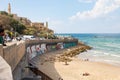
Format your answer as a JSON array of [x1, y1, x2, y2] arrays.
[[0, 11, 54, 38]]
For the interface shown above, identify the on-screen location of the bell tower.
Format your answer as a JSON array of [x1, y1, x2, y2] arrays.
[[8, 3, 11, 14], [46, 22, 48, 28]]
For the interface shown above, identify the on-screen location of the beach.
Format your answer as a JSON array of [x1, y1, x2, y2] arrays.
[[31, 48, 120, 80]]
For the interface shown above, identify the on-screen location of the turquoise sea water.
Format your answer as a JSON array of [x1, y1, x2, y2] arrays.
[[57, 33, 120, 66]]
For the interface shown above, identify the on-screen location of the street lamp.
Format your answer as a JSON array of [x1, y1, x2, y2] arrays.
[[47, 32, 48, 39], [14, 24, 18, 38], [15, 26, 16, 38]]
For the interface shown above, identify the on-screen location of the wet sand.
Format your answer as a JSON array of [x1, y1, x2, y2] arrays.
[[31, 49, 120, 80]]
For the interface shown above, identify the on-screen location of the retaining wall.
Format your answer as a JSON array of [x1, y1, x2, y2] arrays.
[[1, 41, 26, 71], [0, 39, 78, 80]]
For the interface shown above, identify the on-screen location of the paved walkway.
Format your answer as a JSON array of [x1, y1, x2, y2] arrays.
[[0, 56, 13, 80], [5, 40, 24, 46]]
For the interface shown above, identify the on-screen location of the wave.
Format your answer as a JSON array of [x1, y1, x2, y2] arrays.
[[79, 49, 120, 63], [104, 43, 120, 49], [86, 50, 120, 57], [103, 60, 120, 66], [84, 50, 111, 56], [110, 54, 120, 58]]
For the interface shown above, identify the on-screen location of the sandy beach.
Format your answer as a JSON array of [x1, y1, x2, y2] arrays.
[[31, 49, 120, 80]]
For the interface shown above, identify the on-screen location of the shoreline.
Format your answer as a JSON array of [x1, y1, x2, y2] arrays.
[[30, 45, 120, 80], [78, 49, 120, 67]]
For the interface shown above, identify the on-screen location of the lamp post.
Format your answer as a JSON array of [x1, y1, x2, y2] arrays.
[[15, 24, 18, 38], [13, 23, 16, 38], [47, 32, 48, 39], [15, 26, 16, 38], [10, 28, 13, 38]]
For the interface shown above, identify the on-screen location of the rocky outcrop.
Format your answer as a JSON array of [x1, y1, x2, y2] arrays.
[[40, 42, 92, 65], [56, 44, 92, 65]]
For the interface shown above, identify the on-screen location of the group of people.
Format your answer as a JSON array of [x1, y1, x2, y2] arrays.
[[0, 25, 22, 46], [0, 25, 6, 46]]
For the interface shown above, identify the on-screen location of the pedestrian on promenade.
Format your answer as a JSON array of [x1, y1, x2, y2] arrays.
[[0, 25, 6, 46]]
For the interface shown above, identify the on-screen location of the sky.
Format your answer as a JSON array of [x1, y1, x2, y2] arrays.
[[0, 0, 120, 33]]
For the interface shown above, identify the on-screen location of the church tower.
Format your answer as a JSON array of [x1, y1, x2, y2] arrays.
[[46, 22, 48, 28], [8, 3, 11, 14]]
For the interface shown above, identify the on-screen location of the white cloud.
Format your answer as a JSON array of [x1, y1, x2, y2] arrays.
[[70, 0, 120, 20]]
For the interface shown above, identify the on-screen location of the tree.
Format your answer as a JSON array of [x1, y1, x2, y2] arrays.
[[10, 19, 26, 34], [0, 11, 8, 15], [0, 15, 11, 29], [23, 27, 36, 35]]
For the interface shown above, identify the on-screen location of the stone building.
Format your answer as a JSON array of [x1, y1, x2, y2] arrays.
[[31, 22, 48, 30]]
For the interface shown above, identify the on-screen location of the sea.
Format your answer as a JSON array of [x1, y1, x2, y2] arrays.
[[56, 33, 120, 66]]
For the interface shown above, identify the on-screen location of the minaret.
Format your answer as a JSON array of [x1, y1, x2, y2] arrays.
[[46, 22, 48, 28], [8, 3, 11, 14]]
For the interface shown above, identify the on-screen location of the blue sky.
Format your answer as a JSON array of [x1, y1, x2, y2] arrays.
[[0, 0, 120, 33]]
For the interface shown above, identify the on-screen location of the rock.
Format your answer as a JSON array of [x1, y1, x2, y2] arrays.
[[82, 72, 90, 76], [40, 63, 44, 65]]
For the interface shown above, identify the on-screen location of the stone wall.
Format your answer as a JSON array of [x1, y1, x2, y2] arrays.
[[1, 41, 26, 71], [26, 39, 78, 47], [26, 39, 78, 60]]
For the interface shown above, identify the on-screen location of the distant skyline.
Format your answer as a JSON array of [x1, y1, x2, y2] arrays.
[[0, 0, 120, 33]]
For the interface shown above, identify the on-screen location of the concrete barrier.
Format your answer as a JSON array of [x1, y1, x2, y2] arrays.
[[0, 44, 3, 57], [3, 41, 25, 71]]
